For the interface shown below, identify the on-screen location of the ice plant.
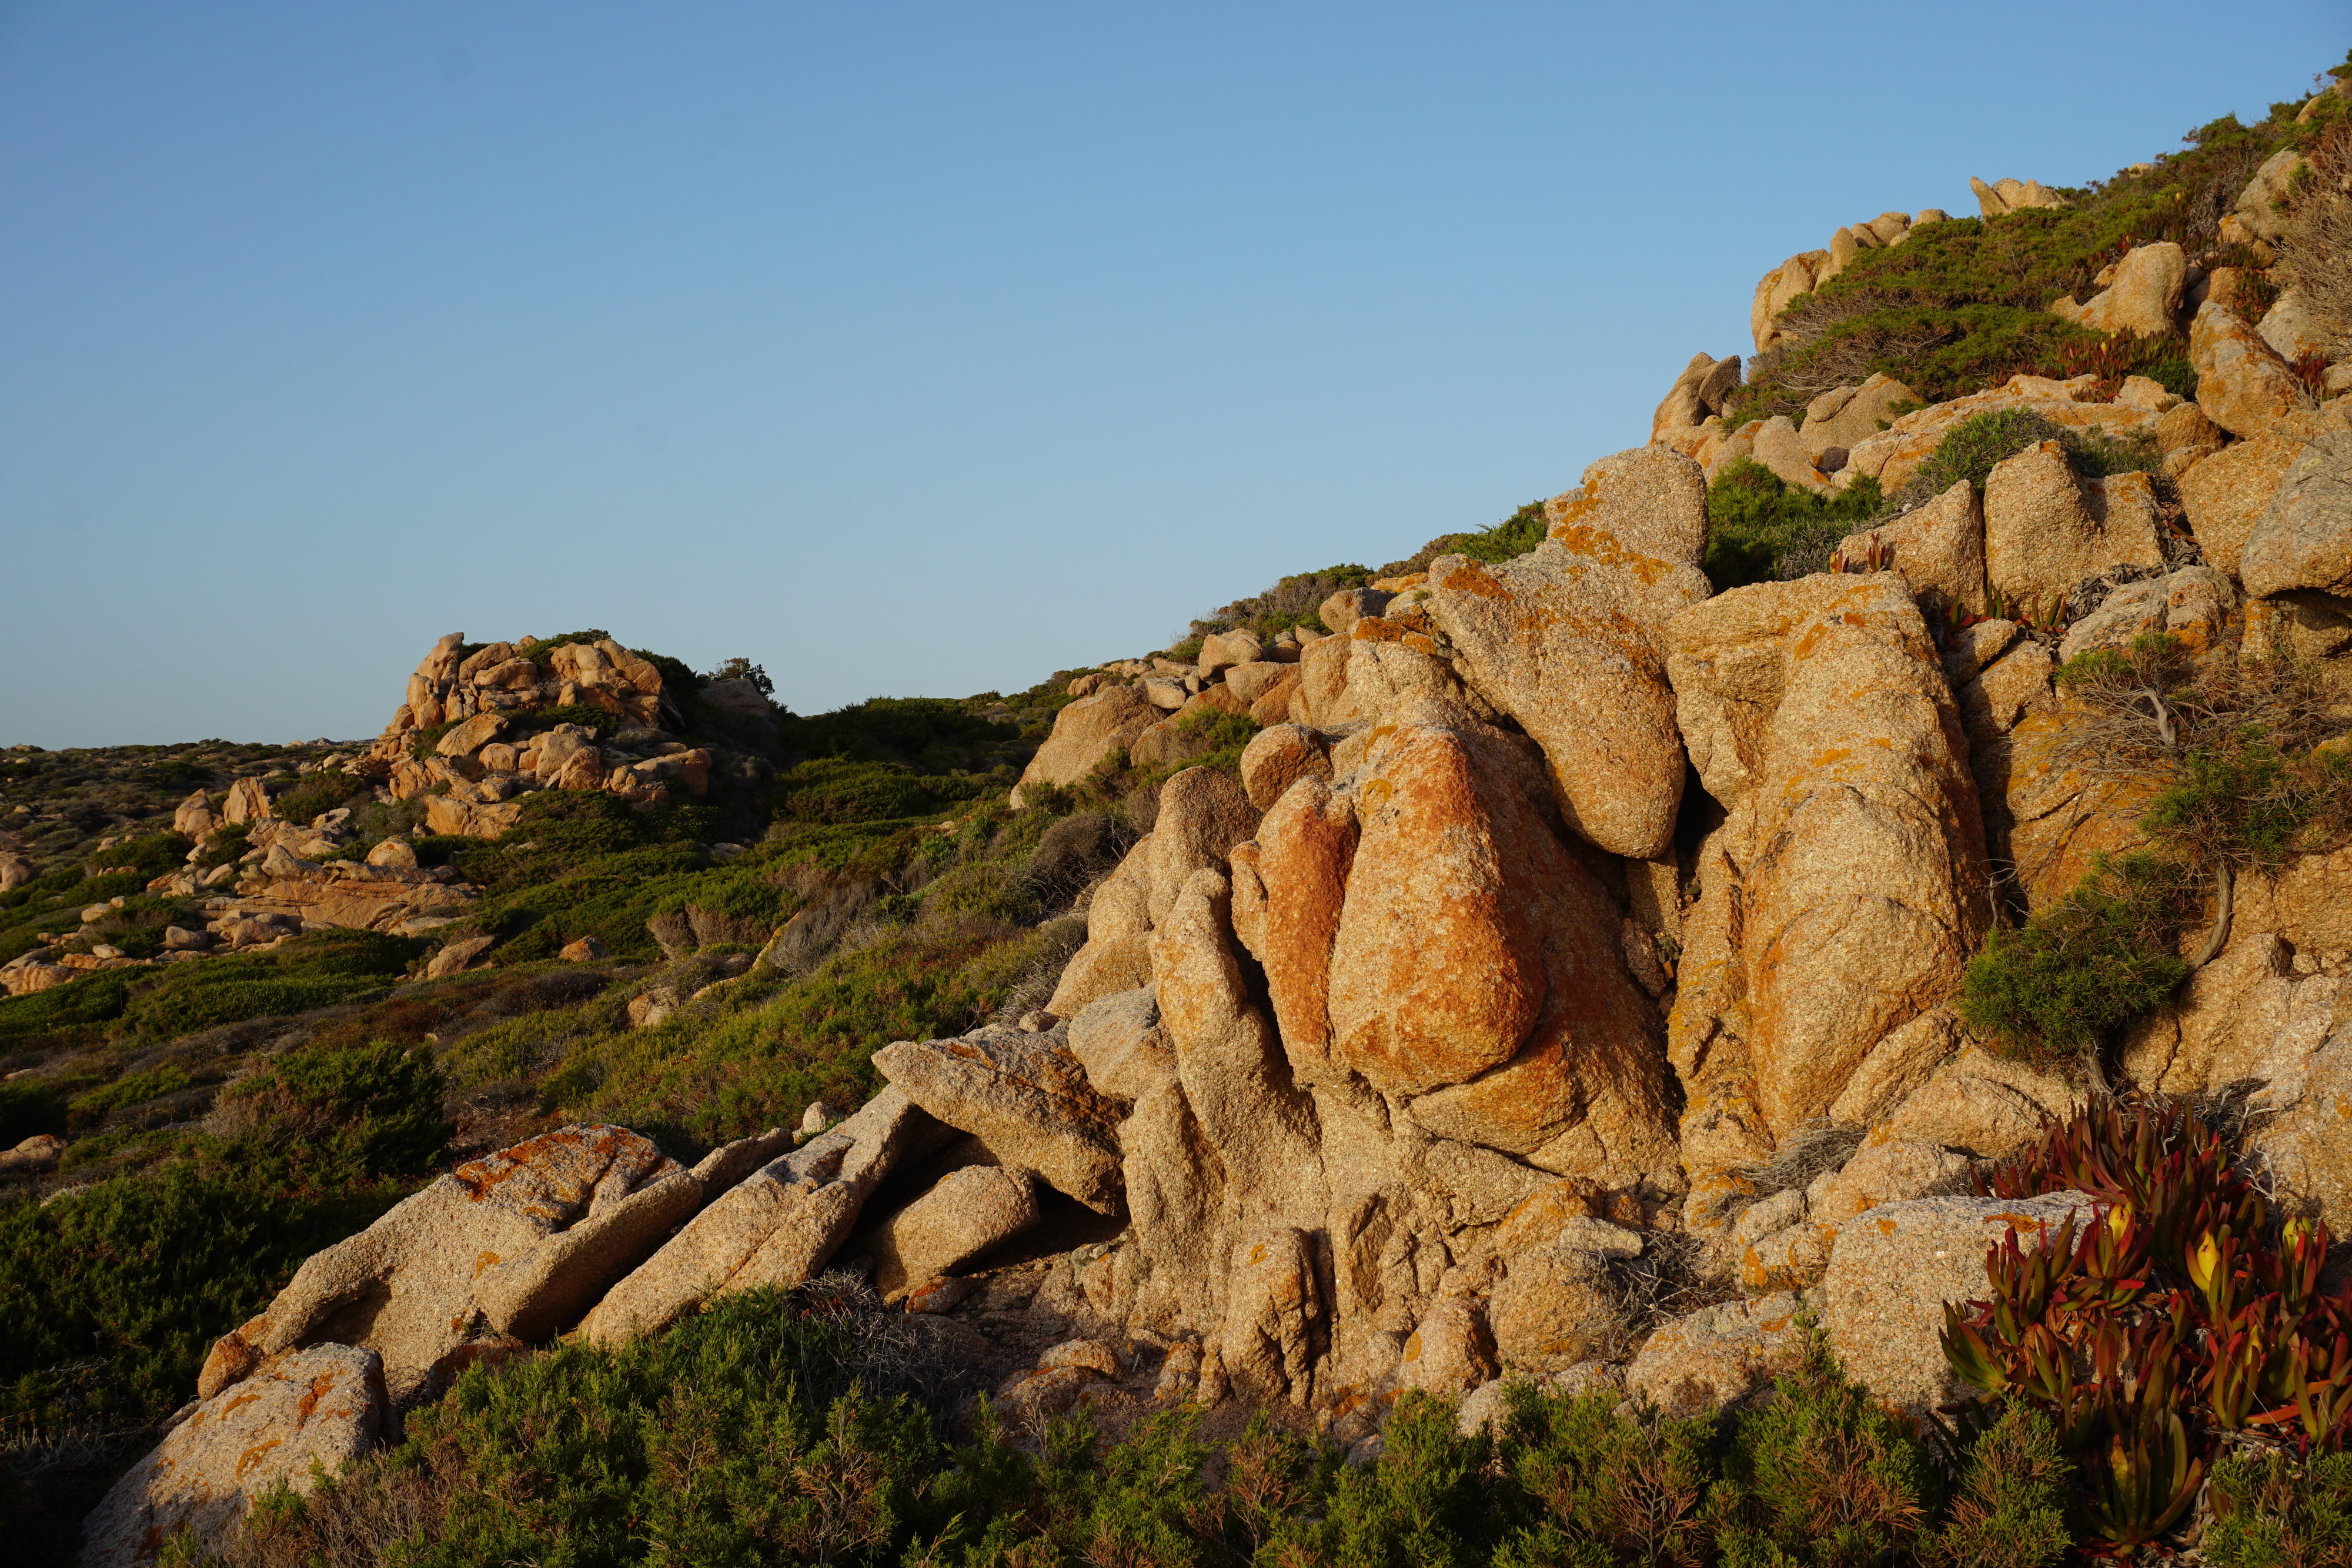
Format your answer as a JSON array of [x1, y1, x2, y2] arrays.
[[1945, 1100, 2352, 1552]]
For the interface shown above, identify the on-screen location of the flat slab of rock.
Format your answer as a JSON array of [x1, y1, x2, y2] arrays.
[[81, 1343, 384, 1568], [579, 1088, 944, 1344], [1819, 1191, 2096, 1413], [873, 1028, 1125, 1213], [201, 1125, 694, 1405]]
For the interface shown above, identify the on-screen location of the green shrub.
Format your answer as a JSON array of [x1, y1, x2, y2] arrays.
[[510, 702, 620, 735], [2, 1038, 446, 1419], [194, 821, 251, 869], [0, 969, 132, 1041], [206, 1285, 950, 1568], [1371, 500, 1553, 582], [1702, 460, 1887, 590], [1918, 1401, 2072, 1568], [66, 1065, 193, 1131], [265, 771, 366, 829], [86, 833, 195, 877], [1706, 1315, 1940, 1565], [1445, 500, 1549, 566], [1957, 854, 2193, 1063], [774, 757, 942, 825], [0, 1078, 65, 1144], [1138, 708, 1259, 785], [1491, 1383, 1716, 1566], [407, 720, 462, 759], [1737, 109, 2306, 415], [1907, 409, 2065, 498], [2206, 1450, 2352, 1567], [1895, 409, 2163, 518], [213, 1038, 451, 1177], [779, 697, 1011, 775], [2139, 739, 2352, 871], [121, 931, 419, 1038]]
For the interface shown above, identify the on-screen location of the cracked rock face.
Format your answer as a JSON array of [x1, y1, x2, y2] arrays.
[[1665, 574, 1992, 1165], [1426, 446, 1712, 861], [200, 1125, 695, 1407]]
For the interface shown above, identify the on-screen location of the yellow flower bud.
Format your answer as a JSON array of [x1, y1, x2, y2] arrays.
[[2189, 1231, 2221, 1295]]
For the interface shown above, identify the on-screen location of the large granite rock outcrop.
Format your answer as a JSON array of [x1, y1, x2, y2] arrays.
[[1665, 574, 1992, 1192]]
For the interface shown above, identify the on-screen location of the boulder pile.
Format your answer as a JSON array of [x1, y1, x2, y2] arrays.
[[360, 633, 718, 834]]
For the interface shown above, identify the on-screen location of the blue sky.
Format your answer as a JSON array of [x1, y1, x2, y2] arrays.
[[2, 2, 2343, 745]]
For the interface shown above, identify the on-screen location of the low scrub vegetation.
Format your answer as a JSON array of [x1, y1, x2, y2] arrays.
[[0, 1038, 450, 1559], [181, 1277, 2088, 1568], [1732, 98, 2333, 418], [1174, 499, 1548, 653]]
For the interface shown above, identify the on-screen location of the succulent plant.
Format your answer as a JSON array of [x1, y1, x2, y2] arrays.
[[1944, 1100, 2352, 1552]]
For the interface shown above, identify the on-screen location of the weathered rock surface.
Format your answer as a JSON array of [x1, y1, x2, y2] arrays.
[[1820, 1191, 2096, 1413], [1800, 374, 1919, 461], [1067, 987, 1176, 1103], [1649, 351, 1741, 444], [1238, 723, 1334, 811], [1010, 684, 1160, 808], [1877, 1046, 2083, 1158], [201, 1126, 694, 1405], [580, 1092, 945, 1344], [1426, 446, 1712, 859], [82, 1345, 385, 1568], [2242, 424, 2352, 600], [1625, 1292, 1803, 1420], [1835, 479, 1984, 613], [1665, 575, 1991, 1156], [2072, 242, 2186, 338], [1486, 1216, 1642, 1370], [1970, 175, 2067, 216], [1046, 837, 1156, 1019], [1982, 442, 2164, 609], [2246, 1022, 2352, 1238], [873, 1028, 1125, 1213], [866, 1164, 1041, 1300], [2056, 566, 2236, 664], [2180, 432, 2304, 574], [2192, 301, 2311, 439], [2123, 932, 2352, 1105], [1285, 700, 1680, 1179]]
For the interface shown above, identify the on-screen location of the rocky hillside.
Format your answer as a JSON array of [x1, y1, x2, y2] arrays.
[[9, 54, 2352, 1568]]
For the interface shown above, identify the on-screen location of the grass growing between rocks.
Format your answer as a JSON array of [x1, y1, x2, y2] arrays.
[[178, 1284, 2085, 1568], [1882, 408, 2165, 517], [1175, 499, 1548, 651]]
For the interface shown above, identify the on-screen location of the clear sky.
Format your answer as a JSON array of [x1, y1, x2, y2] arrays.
[[2, 2, 2343, 747]]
